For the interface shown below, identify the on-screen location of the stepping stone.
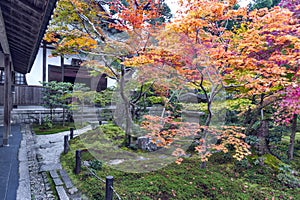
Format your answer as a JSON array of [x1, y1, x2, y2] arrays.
[[50, 170, 59, 179], [59, 170, 73, 189], [53, 178, 63, 186], [56, 186, 69, 200], [59, 169, 68, 177], [39, 163, 62, 172]]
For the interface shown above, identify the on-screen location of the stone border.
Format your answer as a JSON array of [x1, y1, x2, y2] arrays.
[[16, 123, 93, 200], [16, 124, 31, 200]]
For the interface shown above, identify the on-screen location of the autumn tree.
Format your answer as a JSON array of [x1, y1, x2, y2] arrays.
[[221, 0, 300, 155], [128, 0, 300, 164], [125, 0, 252, 166], [46, 0, 172, 146], [269, 0, 300, 160]]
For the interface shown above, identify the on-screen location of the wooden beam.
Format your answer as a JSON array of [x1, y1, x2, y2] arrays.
[[17, 0, 44, 14], [43, 40, 47, 82], [27, 0, 58, 73], [3, 11, 41, 30], [40, 44, 55, 50], [9, 35, 32, 50], [0, 7, 10, 54], [0, 0, 43, 18], [5, 20, 39, 39], [3, 53, 11, 146]]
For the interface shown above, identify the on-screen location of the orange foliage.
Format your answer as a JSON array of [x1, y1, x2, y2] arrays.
[[141, 115, 251, 163]]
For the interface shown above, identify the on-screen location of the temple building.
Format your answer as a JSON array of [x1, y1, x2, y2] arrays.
[[0, 0, 57, 145]]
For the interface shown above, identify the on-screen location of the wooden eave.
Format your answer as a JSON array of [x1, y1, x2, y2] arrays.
[[0, 0, 57, 74]]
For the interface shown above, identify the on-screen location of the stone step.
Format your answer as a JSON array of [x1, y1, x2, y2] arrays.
[[56, 186, 69, 200], [49, 169, 81, 199], [50, 170, 64, 187], [59, 170, 74, 189], [73, 118, 99, 123]]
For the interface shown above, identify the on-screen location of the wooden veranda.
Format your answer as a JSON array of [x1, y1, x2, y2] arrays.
[[0, 0, 57, 146]]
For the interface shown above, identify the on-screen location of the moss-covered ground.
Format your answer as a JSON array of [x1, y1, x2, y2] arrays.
[[60, 126, 300, 200], [32, 122, 87, 135]]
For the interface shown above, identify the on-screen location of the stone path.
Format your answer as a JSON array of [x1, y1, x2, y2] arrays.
[[17, 124, 92, 200]]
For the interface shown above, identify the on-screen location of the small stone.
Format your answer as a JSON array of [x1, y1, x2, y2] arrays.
[[82, 161, 90, 167], [109, 159, 124, 165], [68, 187, 78, 195], [45, 185, 51, 191]]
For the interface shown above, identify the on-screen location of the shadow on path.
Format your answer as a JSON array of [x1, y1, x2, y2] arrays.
[[0, 125, 22, 200]]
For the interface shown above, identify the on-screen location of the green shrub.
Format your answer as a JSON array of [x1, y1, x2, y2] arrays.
[[89, 159, 102, 170], [245, 135, 260, 146], [146, 96, 163, 105], [41, 115, 53, 129]]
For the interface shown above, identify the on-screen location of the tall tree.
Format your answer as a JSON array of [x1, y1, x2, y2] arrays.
[[128, 0, 252, 166], [45, 0, 170, 146], [223, 0, 300, 155], [130, 0, 300, 162]]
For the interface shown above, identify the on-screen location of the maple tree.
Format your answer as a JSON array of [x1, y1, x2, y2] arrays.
[[275, 85, 300, 160], [46, 0, 300, 166], [45, 0, 172, 146], [267, 0, 300, 160], [128, 0, 300, 164], [125, 0, 252, 166]]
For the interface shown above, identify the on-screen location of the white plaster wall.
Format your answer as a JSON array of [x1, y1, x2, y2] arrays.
[[26, 47, 116, 88], [26, 48, 78, 86]]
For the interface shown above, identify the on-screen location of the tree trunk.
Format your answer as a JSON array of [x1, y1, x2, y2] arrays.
[[119, 71, 133, 147], [288, 114, 297, 160], [200, 100, 212, 169], [255, 120, 270, 155]]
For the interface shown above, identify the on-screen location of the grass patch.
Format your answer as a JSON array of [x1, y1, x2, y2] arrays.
[[60, 127, 300, 200]]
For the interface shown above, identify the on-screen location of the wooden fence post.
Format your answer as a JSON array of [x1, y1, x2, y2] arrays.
[[74, 150, 81, 174], [70, 128, 74, 139], [105, 176, 114, 200], [64, 135, 69, 154], [3, 54, 11, 146]]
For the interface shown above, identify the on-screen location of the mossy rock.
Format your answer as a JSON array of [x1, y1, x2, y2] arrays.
[[262, 154, 284, 171]]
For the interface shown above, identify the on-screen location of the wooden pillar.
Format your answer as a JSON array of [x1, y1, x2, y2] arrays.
[[3, 53, 11, 146], [61, 56, 64, 82], [42, 40, 47, 83]]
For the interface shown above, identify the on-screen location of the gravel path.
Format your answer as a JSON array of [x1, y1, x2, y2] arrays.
[[18, 124, 92, 200]]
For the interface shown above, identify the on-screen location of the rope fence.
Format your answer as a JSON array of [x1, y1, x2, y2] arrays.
[[63, 129, 122, 200]]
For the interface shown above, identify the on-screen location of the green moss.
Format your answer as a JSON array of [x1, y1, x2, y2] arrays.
[[32, 122, 87, 135], [262, 154, 284, 171], [60, 133, 300, 200]]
